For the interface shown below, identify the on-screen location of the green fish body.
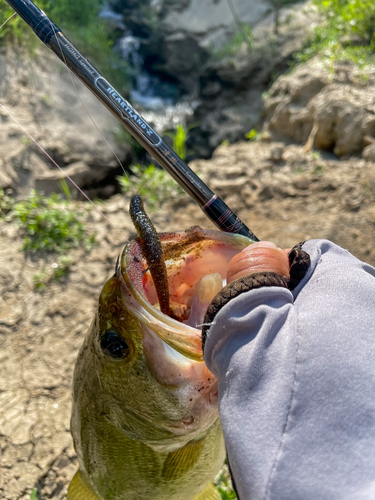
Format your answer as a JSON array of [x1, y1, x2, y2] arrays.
[[68, 227, 253, 500]]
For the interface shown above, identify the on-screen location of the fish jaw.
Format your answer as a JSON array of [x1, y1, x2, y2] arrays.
[[122, 225, 253, 360], [139, 323, 219, 452]]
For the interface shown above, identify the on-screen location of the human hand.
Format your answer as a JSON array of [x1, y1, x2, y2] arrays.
[[227, 241, 291, 284]]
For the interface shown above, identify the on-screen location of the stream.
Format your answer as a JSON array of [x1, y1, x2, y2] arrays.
[[101, 3, 195, 135]]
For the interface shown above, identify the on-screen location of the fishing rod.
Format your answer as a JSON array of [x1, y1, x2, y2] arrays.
[[4, 0, 259, 241]]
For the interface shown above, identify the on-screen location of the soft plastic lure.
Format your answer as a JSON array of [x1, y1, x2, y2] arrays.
[[129, 194, 170, 316]]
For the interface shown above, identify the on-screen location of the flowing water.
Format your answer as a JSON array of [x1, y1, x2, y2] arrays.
[[116, 22, 195, 133]]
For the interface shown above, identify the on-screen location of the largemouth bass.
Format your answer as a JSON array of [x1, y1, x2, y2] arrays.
[[68, 221, 253, 500]]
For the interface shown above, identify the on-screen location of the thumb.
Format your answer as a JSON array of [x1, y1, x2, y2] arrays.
[[227, 241, 290, 284]]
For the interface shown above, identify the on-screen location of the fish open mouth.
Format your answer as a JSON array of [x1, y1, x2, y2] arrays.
[[121, 226, 252, 361]]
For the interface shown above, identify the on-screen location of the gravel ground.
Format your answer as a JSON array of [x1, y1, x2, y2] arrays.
[[1, 139, 375, 499]]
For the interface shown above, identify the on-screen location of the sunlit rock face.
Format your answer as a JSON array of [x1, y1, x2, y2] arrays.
[[112, 0, 273, 92]]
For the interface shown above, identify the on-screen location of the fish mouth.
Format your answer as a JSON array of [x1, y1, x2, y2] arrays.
[[120, 226, 253, 361]]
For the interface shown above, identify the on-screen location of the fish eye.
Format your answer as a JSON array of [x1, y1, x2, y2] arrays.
[[100, 329, 129, 360]]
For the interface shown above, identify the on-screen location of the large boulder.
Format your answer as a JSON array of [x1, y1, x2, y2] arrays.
[[0, 48, 132, 197], [264, 58, 375, 157], [110, 0, 319, 157], [187, 4, 319, 157]]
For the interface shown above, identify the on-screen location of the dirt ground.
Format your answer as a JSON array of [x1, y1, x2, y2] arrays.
[[1, 138, 375, 499]]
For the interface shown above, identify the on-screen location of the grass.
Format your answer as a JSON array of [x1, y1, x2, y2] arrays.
[[295, 0, 375, 67], [29, 488, 38, 500], [215, 464, 237, 499], [0, 188, 95, 254], [117, 124, 188, 210], [11, 190, 95, 253], [0, 188, 94, 289], [117, 163, 184, 211], [244, 128, 259, 141], [165, 124, 188, 162], [0, 0, 129, 91]]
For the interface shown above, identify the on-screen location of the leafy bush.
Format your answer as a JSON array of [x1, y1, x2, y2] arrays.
[[0, 0, 129, 89], [319, 0, 375, 43], [296, 0, 375, 65], [11, 190, 95, 253]]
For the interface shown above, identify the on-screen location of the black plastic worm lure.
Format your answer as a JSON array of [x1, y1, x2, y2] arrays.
[[129, 195, 170, 316]]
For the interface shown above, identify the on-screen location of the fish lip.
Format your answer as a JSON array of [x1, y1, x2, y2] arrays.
[[120, 226, 253, 361], [120, 241, 204, 362]]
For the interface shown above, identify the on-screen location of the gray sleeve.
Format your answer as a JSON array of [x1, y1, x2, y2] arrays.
[[204, 239, 375, 500]]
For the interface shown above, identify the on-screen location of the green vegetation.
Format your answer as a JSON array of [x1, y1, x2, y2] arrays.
[[296, 0, 375, 66], [311, 151, 321, 160], [312, 164, 325, 175], [117, 124, 188, 210], [29, 488, 38, 500], [165, 124, 188, 161], [0, 189, 95, 253], [117, 163, 183, 210], [244, 128, 259, 141], [13, 190, 95, 253], [0, 0, 129, 90], [213, 24, 253, 59], [0, 188, 94, 289], [215, 465, 237, 499]]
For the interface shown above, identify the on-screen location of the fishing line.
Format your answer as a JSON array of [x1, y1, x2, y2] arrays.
[[44, 18, 132, 188], [0, 12, 16, 30], [3, 0, 259, 240], [225, 0, 250, 45], [0, 102, 116, 228], [0, 13, 135, 229], [0, 16, 118, 227]]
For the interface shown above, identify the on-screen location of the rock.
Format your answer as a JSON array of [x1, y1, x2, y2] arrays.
[[112, 0, 319, 158], [310, 85, 375, 156], [362, 143, 375, 162], [116, 0, 274, 92], [0, 297, 25, 327], [0, 49, 132, 197], [187, 5, 319, 157], [34, 161, 91, 195], [264, 58, 375, 157]]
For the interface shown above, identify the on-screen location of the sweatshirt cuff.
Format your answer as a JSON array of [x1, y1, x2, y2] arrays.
[[202, 272, 288, 351]]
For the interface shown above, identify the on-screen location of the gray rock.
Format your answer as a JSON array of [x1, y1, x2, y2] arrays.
[[362, 143, 375, 162], [187, 4, 319, 157], [0, 49, 132, 197], [264, 58, 375, 157]]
